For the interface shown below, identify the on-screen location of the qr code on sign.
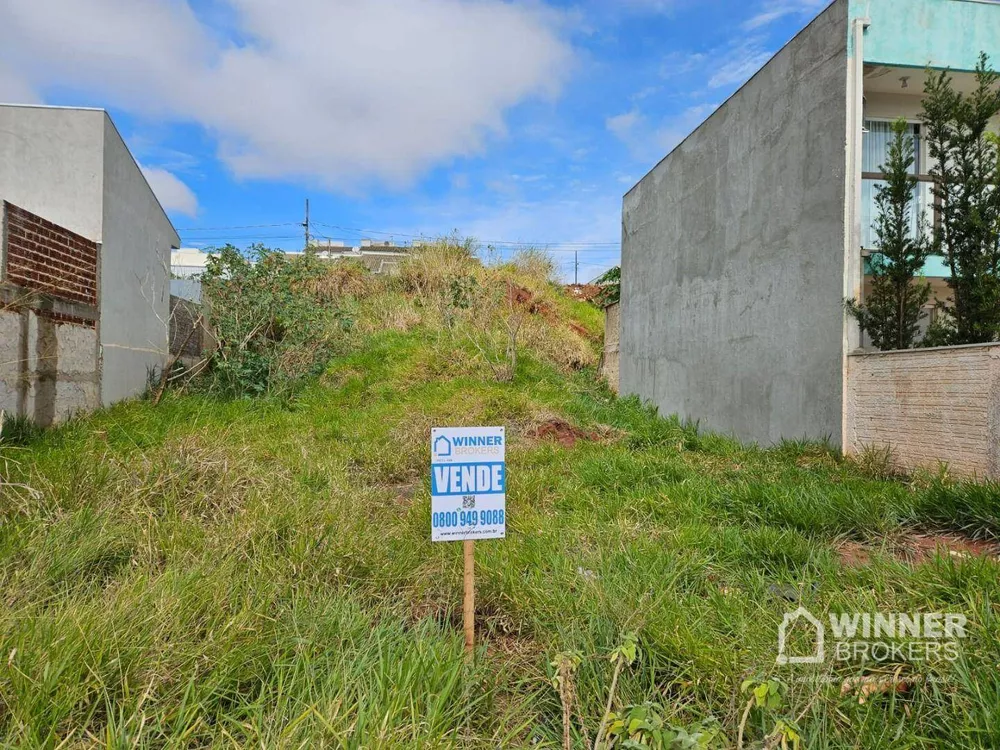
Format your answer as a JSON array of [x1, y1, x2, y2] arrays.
[[462, 495, 476, 509]]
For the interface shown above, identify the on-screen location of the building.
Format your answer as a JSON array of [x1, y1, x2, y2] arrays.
[[171, 241, 411, 280], [310, 239, 412, 274], [1, 105, 179, 425], [621, 0, 1000, 448], [171, 247, 214, 279]]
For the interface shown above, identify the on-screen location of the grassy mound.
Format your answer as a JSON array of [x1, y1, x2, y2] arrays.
[[1, 244, 999, 747]]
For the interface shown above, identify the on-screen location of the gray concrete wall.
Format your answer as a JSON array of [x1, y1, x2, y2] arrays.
[[0, 309, 99, 425], [846, 344, 1000, 479], [620, 0, 850, 445], [0, 105, 179, 411], [0, 106, 105, 241], [100, 115, 179, 405], [600, 302, 620, 393]]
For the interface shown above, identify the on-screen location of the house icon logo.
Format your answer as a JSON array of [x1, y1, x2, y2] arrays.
[[776, 606, 824, 665], [433, 435, 452, 457]]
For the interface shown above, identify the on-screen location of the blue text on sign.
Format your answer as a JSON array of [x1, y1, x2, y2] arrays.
[[431, 462, 505, 496], [450, 436, 503, 447]]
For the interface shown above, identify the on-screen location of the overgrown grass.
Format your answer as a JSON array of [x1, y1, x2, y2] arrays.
[[1, 250, 999, 747]]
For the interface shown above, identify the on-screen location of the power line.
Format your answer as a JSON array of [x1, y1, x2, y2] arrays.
[[177, 218, 622, 251], [311, 221, 621, 248]]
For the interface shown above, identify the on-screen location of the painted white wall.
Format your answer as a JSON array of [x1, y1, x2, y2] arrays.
[[100, 114, 179, 405], [0, 105, 179, 410], [0, 105, 105, 240]]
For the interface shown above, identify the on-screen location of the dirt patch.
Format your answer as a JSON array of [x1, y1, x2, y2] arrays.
[[506, 283, 598, 344], [506, 282, 552, 316], [567, 321, 594, 339], [565, 283, 602, 302], [528, 419, 602, 448], [836, 541, 872, 568], [898, 533, 1000, 564], [836, 533, 1000, 568], [386, 481, 420, 505]]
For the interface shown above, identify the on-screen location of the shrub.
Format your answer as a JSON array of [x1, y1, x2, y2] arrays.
[[199, 244, 343, 398]]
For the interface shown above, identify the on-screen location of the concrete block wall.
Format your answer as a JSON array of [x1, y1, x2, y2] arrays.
[[845, 344, 1000, 479], [1, 202, 100, 425], [0, 309, 100, 425]]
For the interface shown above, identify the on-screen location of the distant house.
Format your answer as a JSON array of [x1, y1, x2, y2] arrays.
[[620, 0, 1000, 448], [0, 104, 179, 425], [308, 238, 411, 274], [171, 247, 214, 279]]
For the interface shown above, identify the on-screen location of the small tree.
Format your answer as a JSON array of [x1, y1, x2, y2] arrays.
[[921, 53, 1000, 344], [847, 118, 932, 350]]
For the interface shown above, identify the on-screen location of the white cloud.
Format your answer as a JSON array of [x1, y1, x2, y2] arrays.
[[659, 51, 707, 79], [606, 103, 718, 161], [140, 165, 199, 217], [0, 61, 39, 104], [606, 110, 641, 141], [742, 0, 826, 31], [653, 103, 719, 153], [707, 40, 774, 88], [616, 0, 679, 11], [0, 0, 572, 188]]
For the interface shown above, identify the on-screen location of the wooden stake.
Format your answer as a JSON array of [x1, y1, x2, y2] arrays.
[[463, 539, 475, 659]]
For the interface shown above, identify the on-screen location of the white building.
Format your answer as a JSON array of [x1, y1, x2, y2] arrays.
[[0, 104, 179, 423]]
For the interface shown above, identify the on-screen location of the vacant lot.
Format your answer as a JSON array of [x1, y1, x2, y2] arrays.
[[2, 254, 999, 748]]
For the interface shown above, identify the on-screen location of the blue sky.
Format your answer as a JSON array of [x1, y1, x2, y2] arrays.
[[0, 0, 826, 281]]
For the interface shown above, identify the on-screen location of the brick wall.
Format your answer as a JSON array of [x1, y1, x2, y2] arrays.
[[169, 295, 206, 361], [845, 344, 1000, 479], [2, 201, 98, 306]]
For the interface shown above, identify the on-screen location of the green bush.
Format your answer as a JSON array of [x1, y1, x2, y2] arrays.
[[200, 244, 343, 398]]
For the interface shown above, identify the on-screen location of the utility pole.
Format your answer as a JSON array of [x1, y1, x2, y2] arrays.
[[574, 250, 579, 285], [303, 198, 310, 249]]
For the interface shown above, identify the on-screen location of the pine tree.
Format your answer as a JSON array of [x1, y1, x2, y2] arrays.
[[921, 54, 1000, 345], [847, 119, 932, 350]]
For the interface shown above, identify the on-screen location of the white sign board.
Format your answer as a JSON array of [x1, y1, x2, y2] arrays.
[[430, 426, 506, 542]]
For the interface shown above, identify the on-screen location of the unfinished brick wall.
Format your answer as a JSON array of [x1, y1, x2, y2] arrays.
[[1, 202, 101, 425], [169, 295, 204, 361], [2, 201, 98, 306], [845, 344, 1000, 479]]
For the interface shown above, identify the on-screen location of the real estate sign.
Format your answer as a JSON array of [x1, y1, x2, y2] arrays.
[[430, 426, 506, 542]]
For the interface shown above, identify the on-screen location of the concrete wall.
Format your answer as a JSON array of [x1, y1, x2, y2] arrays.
[[99, 115, 179, 405], [0, 106, 105, 240], [600, 302, 620, 393], [845, 344, 1000, 479], [850, 0, 1000, 70], [620, 0, 850, 445], [0, 105, 179, 414], [1, 201, 101, 425], [0, 309, 100, 425]]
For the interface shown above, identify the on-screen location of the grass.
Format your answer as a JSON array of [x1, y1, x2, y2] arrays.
[[2, 253, 1000, 747]]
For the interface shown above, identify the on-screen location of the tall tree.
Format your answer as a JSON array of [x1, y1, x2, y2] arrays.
[[921, 53, 1000, 345], [847, 118, 932, 350]]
